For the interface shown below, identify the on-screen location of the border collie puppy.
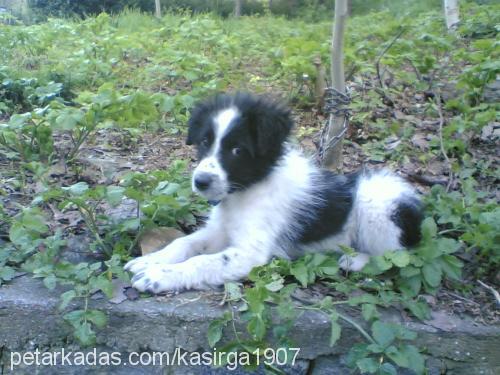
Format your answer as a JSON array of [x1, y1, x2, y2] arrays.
[[125, 93, 423, 293]]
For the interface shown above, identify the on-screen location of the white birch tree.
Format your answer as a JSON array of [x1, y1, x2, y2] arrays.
[[443, 0, 460, 31], [155, 0, 162, 18]]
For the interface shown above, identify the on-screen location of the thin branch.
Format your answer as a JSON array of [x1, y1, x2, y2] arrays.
[[477, 280, 500, 306], [434, 92, 454, 192], [375, 28, 406, 88], [337, 312, 377, 345]]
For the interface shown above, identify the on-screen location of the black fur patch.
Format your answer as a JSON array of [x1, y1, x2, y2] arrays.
[[391, 197, 423, 247], [295, 171, 358, 244]]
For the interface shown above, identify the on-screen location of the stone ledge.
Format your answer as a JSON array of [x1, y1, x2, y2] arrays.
[[1, 276, 499, 374]]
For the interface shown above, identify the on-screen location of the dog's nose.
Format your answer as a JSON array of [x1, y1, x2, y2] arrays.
[[194, 173, 213, 191]]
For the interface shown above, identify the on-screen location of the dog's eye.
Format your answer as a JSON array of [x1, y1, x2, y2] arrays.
[[231, 147, 241, 156], [201, 137, 210, 147]]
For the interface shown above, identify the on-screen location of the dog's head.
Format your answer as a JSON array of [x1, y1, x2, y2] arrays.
[[186, 93, 293, 202]]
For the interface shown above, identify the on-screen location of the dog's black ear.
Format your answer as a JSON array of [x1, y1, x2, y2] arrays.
[[186, 102, 206, 145], [248, 97, 293, 156]]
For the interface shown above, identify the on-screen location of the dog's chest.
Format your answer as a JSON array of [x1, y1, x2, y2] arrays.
[[214, 193, 293, 247]]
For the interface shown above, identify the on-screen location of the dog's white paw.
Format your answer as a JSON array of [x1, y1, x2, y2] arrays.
[[124, 253, 159, 273], [125, 244, 188, 273], [130, 263, 191, 293], [339, 253, 370, 272]]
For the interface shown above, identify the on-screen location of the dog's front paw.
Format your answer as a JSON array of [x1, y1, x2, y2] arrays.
[[339, 253, 370, 272], [130, 263, 193, 293], [125, 245, 186, 274]]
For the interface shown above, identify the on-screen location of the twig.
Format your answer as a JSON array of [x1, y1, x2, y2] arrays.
[[434, 92, 454, 192], [477, 280, 500, 306], [375, 27, 406, 88], [407, 172, 448, 187]]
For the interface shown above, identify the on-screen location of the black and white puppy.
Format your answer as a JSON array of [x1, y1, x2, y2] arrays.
[[125, 93, 423, 293]]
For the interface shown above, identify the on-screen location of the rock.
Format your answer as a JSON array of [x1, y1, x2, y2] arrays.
[[483, 79, 500, 104], [480, 122, 500, 142], [139, 227, 185, 255], [310, 355, 350, 374], [1, 276, 500, 374]]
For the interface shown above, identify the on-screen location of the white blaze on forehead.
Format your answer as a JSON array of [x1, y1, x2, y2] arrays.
[[213, 107, 239, 148]]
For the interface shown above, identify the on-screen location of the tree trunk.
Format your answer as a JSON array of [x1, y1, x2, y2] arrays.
[[322, 0, 348, 170], [443, 0, 460, 30], [234, 0, 242, 18], [155, 0, 162, 18]]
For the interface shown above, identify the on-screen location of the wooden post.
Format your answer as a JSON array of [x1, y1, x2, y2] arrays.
[[322, 0, 348, 170]]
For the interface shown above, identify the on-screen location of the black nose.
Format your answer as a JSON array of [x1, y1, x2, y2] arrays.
[[194, 173, 213, 191]]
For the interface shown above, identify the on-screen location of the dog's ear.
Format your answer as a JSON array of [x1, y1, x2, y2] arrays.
[[248, 98, 293, 156], [186, 102, 206, 145]]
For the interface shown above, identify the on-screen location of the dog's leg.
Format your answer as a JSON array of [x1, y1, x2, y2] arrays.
[[124, 224, 228, 274], [130, 247, 270, 293]]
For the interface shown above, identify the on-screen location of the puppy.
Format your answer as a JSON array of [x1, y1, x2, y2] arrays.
[[125, 93, 422, 293]]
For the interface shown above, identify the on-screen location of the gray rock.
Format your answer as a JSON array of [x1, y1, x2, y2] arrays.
[[483, 79, 500, 104], [1, 276, 499, 374]]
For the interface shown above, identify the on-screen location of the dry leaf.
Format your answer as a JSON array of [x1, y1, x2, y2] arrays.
[[139, 227, 185, 255]]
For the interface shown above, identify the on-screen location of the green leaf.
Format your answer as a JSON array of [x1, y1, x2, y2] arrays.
[[372, 321, 395, 348], [43, 274, 57, 290], [386, 251, 410, 268], [9, 223, 31, 246], [386, 345, 408, 367], [59, 290, 77, 310], [329, 317, 342, 346], [400, 265, 420, 278], [106, 186, 125, 206], [92, 276, 114, 298], [265, 279, 284, 292], [245, 286, 268, 314], [224, 282, 243, 300], [74, 321, 96, 346], [379, 362, 397, 375], [349, 294, 379, 306], [399, 275, 422, 297], [86, 309, 107, 328], [356, 357, 378, 373], [0, 266, 16, 283], [361, 304, 379, 321], [247, 315, 266, 340], [22, 213, 49, 234], [363, 256, 392, 275], [421, 217, 437, 240], [290, 262, 309, 287], [62, 182, 89, 196], [64, 310, 85, 326], [400, 344, 425, 374], [403, 299, 431, 321], [207, 319, 225, 347], [439, 255, 462, 280], [422, 262, 442, 287]]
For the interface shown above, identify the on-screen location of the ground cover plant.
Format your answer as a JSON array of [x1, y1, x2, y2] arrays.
[[0, 1, 499, 373]]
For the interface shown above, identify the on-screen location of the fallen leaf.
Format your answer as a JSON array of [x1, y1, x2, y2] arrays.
[[139, 227, 185, 255]]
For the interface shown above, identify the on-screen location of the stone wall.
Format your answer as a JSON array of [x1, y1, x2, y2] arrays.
[[1, 276, 499, 374]]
